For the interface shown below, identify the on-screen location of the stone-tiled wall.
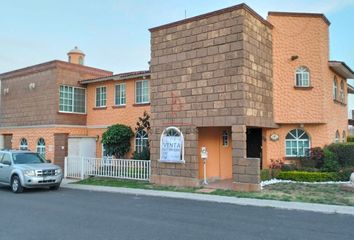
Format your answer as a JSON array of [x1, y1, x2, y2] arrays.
[[149, 5, 274, 190]]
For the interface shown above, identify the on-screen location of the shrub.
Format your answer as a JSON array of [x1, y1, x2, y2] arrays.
[[260, 169, 271, 181], [321, 149, 340, 172], [277, 171, 338, 182], [281, 163, 297, 171], [325, 143, 354, 167], [337, 167, 354, 181], [347, 136, 354, 142], [101, 124, 134, 158]]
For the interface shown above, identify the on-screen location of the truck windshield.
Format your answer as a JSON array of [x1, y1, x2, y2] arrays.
[[12, 153, 46, 164]]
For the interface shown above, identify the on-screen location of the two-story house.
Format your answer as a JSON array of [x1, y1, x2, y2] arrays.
[[148, 4, 354, 190], [0, 47, 112, 168]]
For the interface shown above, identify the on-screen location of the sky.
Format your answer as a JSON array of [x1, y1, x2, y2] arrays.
[[0, 0, 353, 117]]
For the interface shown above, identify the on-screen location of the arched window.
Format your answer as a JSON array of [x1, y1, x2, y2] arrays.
[[78, 56, 84, 65], [36, 138, 46, 159], [285, 129, 310, 157], [342, 130, 346, 143], [160, 126, 184, 163], [295, 66, 310, 87], [333, 76, 338, 100], [19, 138, 28, 150], [135, 130, 148, 153], [335, 130, 340, 143], [340, 80, 345, 103]]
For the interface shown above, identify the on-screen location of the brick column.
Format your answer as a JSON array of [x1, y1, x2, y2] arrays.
[[232, 125, 261, 192]]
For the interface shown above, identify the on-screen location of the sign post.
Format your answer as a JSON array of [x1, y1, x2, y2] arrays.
[[200, 147, 208, 185]]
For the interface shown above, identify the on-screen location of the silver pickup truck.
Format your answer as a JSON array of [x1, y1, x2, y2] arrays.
[[0, 150, 63, 193]]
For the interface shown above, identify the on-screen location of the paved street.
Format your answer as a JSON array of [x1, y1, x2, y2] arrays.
[[0, 186, 353, 240]]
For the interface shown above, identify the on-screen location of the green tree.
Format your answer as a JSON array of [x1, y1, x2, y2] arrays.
[[101, 124, 134, 158]]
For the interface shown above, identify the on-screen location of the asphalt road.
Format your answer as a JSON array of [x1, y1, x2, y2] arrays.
[[0, 186, 353, 240]]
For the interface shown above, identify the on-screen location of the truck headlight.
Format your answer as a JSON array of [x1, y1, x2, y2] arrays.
[[55, 169, 62, 175], [24, 170, 36, 177]]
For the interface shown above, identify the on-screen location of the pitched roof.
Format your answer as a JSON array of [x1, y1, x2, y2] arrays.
[[0, 60, 112, 80], [329, 61, 354, 79], [80, 70, 150, 84]]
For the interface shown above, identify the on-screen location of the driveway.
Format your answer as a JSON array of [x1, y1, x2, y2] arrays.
[[0, 186, 353, 240]]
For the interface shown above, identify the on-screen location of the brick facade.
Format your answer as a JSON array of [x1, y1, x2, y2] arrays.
[[149, 4, 275, 190]]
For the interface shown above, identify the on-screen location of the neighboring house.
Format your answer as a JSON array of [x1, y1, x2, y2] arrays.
[[0, 48, 112, 169], [349, 110, 354, 136], [79, 71, 151, 158], [149, 4, 354, 190]]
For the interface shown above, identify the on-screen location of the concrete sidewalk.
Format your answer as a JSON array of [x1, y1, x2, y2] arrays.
[[61, 179, 354, 216]]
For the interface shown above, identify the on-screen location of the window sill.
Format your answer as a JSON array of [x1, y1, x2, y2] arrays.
[[93, 107, 107, 110], [333, 99, 346, 106], [293, 86, 313, 90], [112, 105, 126, 109], [58, 111, 87, 115], [133, 103, 150, 107]]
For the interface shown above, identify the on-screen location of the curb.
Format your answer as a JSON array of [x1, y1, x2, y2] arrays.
[[61, 181, 354, 216]]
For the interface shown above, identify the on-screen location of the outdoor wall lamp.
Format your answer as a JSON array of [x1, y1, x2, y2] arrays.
[[291, 55, 299, 61], [96, 135, 100, 142]]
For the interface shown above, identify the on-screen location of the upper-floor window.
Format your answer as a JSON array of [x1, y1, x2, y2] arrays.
[[295, 66, 310, 87], [96, 86, 106, 107], [115, 83, 126, 106], [333, 76, 338, 100], [285, 129, 310, 157], [335, 130, 340, 143], [136, 80, 150, 104], [340, 80, 345, 103], [19, 138, 28, 150], [36, 138, 46, 159], [59, 85, 86, 113]]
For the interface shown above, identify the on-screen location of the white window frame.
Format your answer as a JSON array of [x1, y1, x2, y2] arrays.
[[159, 126, 185, 163], [135, 80, 150, 104], [340, 80, 345, 103], [295, 66, 310, 87], [95, 86, 107, 107], [36, 138, 46, 159], [114, 83, 126, 106], [335, 130, 340, 143], [59, 85, 86, 114], [285, 129, 311, 157], [19, 138, 28, 150], [333, 77, 338, 100], [342, 130, 346, 143], [135, 130, 149, 153]]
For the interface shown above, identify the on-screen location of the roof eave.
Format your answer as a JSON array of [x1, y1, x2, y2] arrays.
[[80, 71, 150, 85], [329, 61, 354, 79]]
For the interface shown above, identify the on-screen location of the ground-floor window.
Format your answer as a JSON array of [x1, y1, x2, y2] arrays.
[[135, 130, 148, 153], [342, 130, 346, 143], [19, 138, 28, 150], [285, 129, 310, 157], [335, 130, 340, 143], [36, 138, 46, 159]]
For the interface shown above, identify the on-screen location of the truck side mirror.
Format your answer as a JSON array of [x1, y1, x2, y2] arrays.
[[46, 159, 52, 163]]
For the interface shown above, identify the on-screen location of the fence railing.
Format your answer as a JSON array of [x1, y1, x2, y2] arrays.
[[64, 156, 151, 181]]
